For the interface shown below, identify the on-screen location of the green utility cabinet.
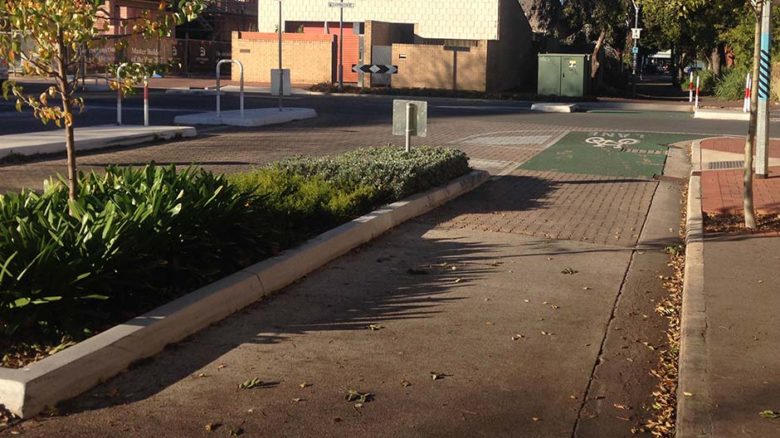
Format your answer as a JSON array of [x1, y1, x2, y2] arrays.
[[537, 54, 590, 97]]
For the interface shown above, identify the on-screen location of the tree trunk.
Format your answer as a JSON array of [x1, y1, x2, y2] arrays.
[[710, 46, 722, 77], [590, 29, 606, 80], [56, 35, 78, 200], [744, 9, 762, 229]]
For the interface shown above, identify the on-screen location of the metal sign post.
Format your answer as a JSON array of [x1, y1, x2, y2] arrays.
[[277, 0, 284, 111], [328, 1, 354, 92], [756, 0, 772, 178], [392, 100, 428, 152], [631, 1, 641, 92]]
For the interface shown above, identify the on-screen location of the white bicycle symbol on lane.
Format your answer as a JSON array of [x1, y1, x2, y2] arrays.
[[585, 137, 640, 151]]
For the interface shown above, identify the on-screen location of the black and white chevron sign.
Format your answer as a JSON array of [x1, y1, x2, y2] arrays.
[[352, 64, 398, 74]]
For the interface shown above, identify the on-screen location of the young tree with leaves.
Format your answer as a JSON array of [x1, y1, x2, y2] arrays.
[[0, 0, 210, 201]]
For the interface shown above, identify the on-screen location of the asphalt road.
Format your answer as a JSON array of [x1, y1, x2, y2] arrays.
[[0, 83, 773, 138]]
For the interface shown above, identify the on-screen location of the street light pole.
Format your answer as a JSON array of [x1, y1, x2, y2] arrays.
[[328, 2, 353, 91], [278, 0, 283, 111], [756, 0, 772, 178], [632, 1, 639, 77], [338, 6, 344, 92]]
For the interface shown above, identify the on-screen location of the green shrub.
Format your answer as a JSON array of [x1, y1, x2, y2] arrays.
[[229, 167, 377, 237], [0, 166, 268, 341], [715, 67, 750, 101], [274, 146, 470, 203]]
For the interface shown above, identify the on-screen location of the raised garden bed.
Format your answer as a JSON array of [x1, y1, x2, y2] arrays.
[[0, 145, 485, 419]]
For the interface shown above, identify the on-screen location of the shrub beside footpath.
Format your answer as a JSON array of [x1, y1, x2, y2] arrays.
[[0, 146, 469, 367]]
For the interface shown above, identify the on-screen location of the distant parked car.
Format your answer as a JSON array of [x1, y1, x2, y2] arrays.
[[683, 62, 705, 74]]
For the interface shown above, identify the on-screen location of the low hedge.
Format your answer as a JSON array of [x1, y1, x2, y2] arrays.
[[0, 146, 469, 365]]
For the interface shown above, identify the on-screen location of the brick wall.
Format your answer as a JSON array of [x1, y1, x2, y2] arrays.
[[486, 0, 534, 91], [391, 43, 488, 92], [231, 31, 335, 84]]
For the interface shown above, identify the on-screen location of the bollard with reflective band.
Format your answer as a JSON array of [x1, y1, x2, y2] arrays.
[[216, 59, 245, 119], [117, 86, 122, 125], [143, 80, 149, 127], [688, 71, 694, 103]]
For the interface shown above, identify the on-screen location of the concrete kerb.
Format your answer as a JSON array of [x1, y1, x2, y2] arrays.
[[676, 139, 712, 438], [693, 109, 750, 121], [0, 169, 489, 419], [173, 108, 317, 127], [0, 125, 197, 160]]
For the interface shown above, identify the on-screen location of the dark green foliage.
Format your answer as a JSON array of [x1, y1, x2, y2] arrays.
[[0, 166, 267, 342], [273, 146, 470, 203], [715, 66, 750, 101], [229, 168, 377, 241]]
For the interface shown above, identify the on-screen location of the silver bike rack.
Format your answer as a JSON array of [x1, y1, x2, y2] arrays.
[[216, 59, 244, 118], [116, 63, 149, 126]]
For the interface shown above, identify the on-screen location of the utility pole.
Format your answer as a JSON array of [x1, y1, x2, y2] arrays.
[[277, 0, 284, 111], [328, 2, 354, 92], [631, 1, 640, 77], [756, 0, 772, 178]]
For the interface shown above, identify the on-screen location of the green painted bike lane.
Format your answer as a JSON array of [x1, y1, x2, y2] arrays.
[[520, 131, 703, 178]]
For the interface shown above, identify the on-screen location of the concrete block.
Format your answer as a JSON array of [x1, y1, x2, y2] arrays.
[[531, 103, 580, 113], [173, 108, 317, 127], [693, 109, 749, 121]]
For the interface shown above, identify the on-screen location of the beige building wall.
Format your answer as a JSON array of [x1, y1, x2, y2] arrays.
[[391, 43, 488, 92], [231, 32, 335, 83], [258, 0, 501, 41]]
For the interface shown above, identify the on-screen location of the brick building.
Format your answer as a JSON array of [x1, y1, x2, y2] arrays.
[[232, 0, 534, 92]]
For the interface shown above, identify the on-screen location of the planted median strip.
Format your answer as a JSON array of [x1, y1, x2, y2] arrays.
[[0, 145, 485, 418]]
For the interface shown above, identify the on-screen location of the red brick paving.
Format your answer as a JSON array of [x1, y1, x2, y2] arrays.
[[700, 137, 780, 158], [701, 166, 780, 215]]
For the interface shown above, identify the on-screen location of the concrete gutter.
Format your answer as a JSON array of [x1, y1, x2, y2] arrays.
[[0, 169, 489, 418], [676, 139, 712, 437], [579, 101, 694, 113], [0, 125, 197, 160]]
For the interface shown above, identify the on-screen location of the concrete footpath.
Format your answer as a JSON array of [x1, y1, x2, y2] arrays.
[[1, 130, 688, 437], [677, 137, 780, 437], [0, 125, 196, 160]]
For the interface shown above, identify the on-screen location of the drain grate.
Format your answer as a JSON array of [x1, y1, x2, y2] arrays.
[[707, 160, 744, 170]]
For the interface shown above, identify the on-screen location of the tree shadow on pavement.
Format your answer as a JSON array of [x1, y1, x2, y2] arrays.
[[47, 175, 554, 415]]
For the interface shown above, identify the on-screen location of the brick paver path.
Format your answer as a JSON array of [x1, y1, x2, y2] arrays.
[[423, 170, 657, 247], [700, 137, 780, 158], [701, 166, 780, 215]]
